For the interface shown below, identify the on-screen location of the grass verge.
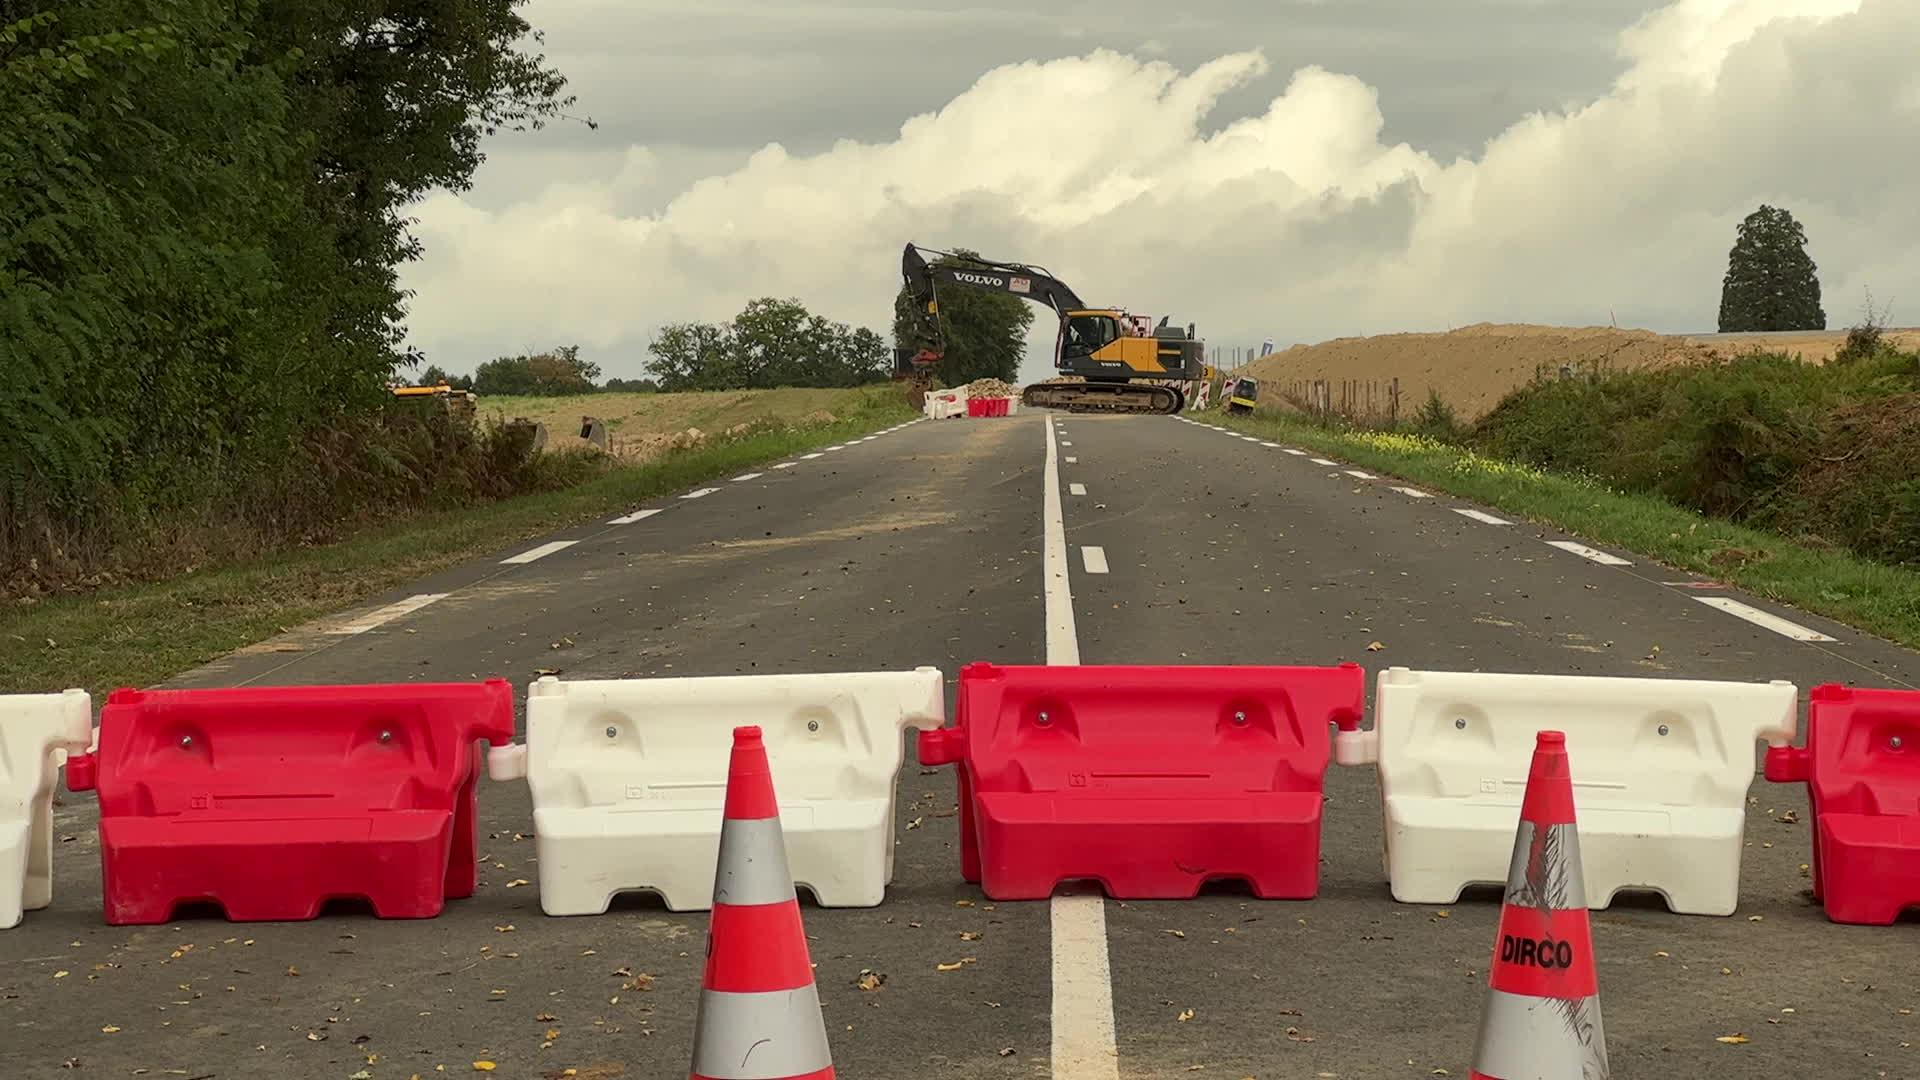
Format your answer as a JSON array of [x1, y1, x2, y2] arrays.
[[1, 397, 914, 694], [1200, 409, 1920, 649]]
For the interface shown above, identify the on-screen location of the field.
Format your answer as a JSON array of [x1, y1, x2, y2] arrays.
[[484, 386, 894, 456], [1244, 322, 1920, 421]]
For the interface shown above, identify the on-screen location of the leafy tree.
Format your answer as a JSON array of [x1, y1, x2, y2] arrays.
[[473, 345, 597, 396], [646, 300, 888, 390], [891, 248, 1035, 385], [603, 377, 659, 393], [1719, 205, 1826, 332]]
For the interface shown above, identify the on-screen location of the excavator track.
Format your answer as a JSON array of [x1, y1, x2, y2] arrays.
[[1019, 381, 1185, 415]]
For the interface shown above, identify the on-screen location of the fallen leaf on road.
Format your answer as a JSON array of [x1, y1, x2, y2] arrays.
[[959, 931, 982, 942], [495, 925, 516, 933], [506, 879, 530, 888], [286, 966, 300, 977], [1177, 1008, 1195, 1022], [905, 817, 923, 830], [857, 971, 886, 992], [53, 970, 68, 979], [474, 1063, 498, 1072], [1163, 930, 1186, 939], [100, 1025, 120, 1034], [1775, 810, 1799, 824], [999, 1048, 1014, 1057], [1366, 641, 1385, 652], [1654, 951, 1670, 958], [1716, 1034, 1750, 1044], [536, 1012, 558, 1022], [954, 900, 974, 908], [1285, 1026, 1315, 1042]]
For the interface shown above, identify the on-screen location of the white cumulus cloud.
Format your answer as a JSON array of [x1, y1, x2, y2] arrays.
[[402, 0, 1919, 381]]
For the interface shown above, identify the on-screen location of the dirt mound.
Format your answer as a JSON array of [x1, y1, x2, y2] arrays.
[[964, 377, 1018, 398], [1246, 323, 1718, 422]]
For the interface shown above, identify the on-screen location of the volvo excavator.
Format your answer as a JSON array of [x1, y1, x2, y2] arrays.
[[898, 243, 1213, 414]]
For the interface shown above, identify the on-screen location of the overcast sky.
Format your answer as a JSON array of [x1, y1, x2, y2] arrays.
[[400, 0, 1919, 383]]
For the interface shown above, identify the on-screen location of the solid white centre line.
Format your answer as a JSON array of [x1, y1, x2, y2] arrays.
[[1546, 540, 1632, 566], [801, 452, 824, 460], [1080, 546, 1110, 574], [327, 593, 448, 635], [1452, 508, 1512, 525], [501, 540, 576, 565], [1390, 486, 1432, 499], [1694, 597, 1838, 642], [607, 508, 664, 525], [680, 487, 719, 500], [730, 472, 763, 482], [1282, 448, 1307, 456], [1041, 418, 1118, 1080], [1344, 469, 1375, 480], [1069, 483, 1087, 496], [1310, 457, 1338, 466], [771, 462, 797, 470]]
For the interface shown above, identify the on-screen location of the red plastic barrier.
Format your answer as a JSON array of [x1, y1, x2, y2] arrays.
[[989, 398, 1009, 417], [918, 661, 1365, 900], [66, 681, 515, 924], [966, 397, 988, 417], [1765, 684, 1920, 925]]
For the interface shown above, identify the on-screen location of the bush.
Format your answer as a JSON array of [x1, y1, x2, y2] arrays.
[[1410, 390, 1467, 444]]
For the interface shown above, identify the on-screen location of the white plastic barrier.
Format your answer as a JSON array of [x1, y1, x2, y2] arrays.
[[924, 388, 968, 420], [2, 690, 93, 929], [489, 668, 945, 914], [1335, 667, 1797, 916]]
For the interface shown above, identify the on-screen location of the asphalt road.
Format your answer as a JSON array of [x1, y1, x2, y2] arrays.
[[4, 410, 1916, 1080]]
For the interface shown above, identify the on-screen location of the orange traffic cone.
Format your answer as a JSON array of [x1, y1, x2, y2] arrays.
[[1470, 731, 1609, 1080], [689, 726, 835, 1080]]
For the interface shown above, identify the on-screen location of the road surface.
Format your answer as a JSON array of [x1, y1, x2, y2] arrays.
[[4, 411, 1916, 1079]]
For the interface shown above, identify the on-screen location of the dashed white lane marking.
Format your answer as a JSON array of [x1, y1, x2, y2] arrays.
[[1065, 456, 1079, 464], [1080, 546, 1110, 574], [1069, 483, 1087, 496], [771, 462, 797, 470], [1061, 441, 1073, 446], [607, 508, 663, 525], [501, 540, 577, 565], [1344, 469, 1375, 480], [1390, 486, 1432, 499], [680, 487, 719, 500], [1694, 597, 1839, 642], [1260, 441, 1280, 448], [1042, 418, 1118, 1080], [1310, 457, 1338, 466], [1452, 508, 1512, 525], [1282, 448, 1307, 456], [1239, 436, 1260, 442], [801, 452, 825, 460], [327, 593, 447, 635], [730, 472, 763, 482], [1546, 540, 1632, 566], [823, 444, 845, 452]]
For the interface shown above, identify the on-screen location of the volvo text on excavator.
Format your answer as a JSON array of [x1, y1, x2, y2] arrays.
[[898, 243, 1213, 414]]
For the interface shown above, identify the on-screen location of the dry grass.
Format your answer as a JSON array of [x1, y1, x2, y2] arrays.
[[484, 387, 883, 457]]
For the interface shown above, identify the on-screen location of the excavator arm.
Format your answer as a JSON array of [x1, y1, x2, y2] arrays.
[[900, 243, 1085, 362]]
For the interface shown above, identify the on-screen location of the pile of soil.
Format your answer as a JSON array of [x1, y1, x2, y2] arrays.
[[964, 377, 1018, 397]]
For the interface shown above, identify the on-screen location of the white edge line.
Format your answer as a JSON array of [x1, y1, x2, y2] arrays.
[[1694, 596, 1838, 642], [607, 508, 664, 525], [1344, 470, 1375, 480], [771, 462, 797, 470], [1042, 419, 1116, 1079], [500, 539, 577, 565], [1391, 486, 1432, 499], [680, 487, 719, 500], [1310, 458, 1338, 466], [1546, 539, 1632, 566], [1451, 508, 1511, 525], [1282, 448, 1307, 456], [729, 472, 763, 482], [1260, 442, 1280, 448], [326, 593, 448, 635], [800, 452, 824, 460]]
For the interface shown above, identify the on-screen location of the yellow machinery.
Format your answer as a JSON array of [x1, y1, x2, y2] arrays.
[[899, 243, 1210, 414]]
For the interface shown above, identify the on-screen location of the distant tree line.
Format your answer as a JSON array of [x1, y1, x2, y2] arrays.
[[646, 298, 891, 391]]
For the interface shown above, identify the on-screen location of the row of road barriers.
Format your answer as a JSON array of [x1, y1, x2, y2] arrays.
[[3, 664, 1916, 929]]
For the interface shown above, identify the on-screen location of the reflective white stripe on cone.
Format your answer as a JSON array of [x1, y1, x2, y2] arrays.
[[1471, 730, 1608, 1080], [690, 725, 835, 1080]]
